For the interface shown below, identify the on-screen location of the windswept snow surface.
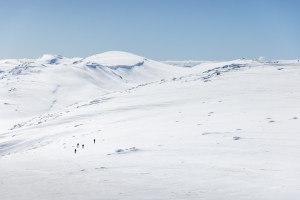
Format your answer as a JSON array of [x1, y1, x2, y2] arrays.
[[0, 52, 300, 200]]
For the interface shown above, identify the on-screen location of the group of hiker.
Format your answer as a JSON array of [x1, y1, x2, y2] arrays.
[[74, 139, 96, 154]]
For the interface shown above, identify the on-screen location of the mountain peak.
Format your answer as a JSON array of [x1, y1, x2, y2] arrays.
[[84, 51, 145, 68]]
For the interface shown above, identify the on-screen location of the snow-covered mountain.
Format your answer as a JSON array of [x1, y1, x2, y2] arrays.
[[0, 51, 185, 130], [0, 52, 300, 200]]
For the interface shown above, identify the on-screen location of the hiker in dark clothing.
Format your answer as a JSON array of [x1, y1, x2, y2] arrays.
[[94, 139, 96, 144], [74, 149, 77, 154], [82, 144, 84, 149], [77, 143, 79, 148]]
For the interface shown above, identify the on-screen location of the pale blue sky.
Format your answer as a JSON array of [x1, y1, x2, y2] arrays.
[[0, 0, 299, 60]]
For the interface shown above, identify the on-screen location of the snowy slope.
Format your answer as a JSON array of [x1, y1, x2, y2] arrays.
[[0, 53, 300, 200], [0, 51, 185, 131]]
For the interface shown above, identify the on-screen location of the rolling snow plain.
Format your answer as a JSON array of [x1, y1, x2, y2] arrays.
[[0, 51, 300, 200]]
